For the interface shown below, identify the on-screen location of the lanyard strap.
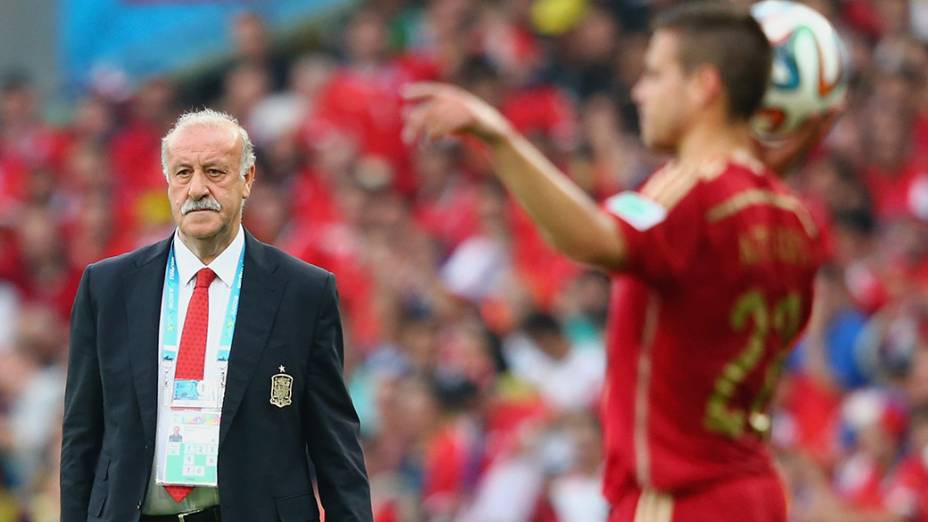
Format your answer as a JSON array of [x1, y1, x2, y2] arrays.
[[160, 241, 245, 362]]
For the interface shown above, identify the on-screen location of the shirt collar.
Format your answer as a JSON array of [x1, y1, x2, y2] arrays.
[[172, 225, 245, 288]]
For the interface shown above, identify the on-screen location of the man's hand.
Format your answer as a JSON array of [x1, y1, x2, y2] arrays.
[[402, 82, 513, 145], [756, 107, 844, 175], [403, 82, 625, 271]]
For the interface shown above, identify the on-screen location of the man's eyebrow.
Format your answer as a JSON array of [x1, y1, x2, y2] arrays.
[[170, 160, 231, 170], [202, 159, 232, 168]]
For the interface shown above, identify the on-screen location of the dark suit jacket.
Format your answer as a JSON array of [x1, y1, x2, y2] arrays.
[[61, 230, 372, 522]]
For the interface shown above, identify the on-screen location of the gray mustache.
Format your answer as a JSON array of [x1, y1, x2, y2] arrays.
[[181, 197, 222, 215]]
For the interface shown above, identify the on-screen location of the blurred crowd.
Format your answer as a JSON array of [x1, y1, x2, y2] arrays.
[[1, 0, 928, 520]]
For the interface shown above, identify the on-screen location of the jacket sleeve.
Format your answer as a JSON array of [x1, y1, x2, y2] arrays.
[[60, 265, 104, 522], [302, 273, 373, 521]]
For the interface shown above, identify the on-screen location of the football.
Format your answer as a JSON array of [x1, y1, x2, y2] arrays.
[[751, 0, 848, 140]]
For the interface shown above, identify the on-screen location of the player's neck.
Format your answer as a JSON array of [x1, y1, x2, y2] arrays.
[[676, 118, 755, 166]]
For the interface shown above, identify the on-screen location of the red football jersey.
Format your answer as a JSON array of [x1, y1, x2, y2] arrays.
[[599, 152, 825, 502]]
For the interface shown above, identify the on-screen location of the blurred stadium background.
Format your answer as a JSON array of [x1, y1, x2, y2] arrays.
[[0, 0, 927, 520]]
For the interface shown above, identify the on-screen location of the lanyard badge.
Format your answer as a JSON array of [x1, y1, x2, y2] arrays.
[[156, 242, 244, 487]]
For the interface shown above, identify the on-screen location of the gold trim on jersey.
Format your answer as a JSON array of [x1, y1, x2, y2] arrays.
[[641, 164, 699, 212], [640, 164, 683, 200], [634, 292, 660, 488], [633, 489, 675, 522], [729, 148, 767, 175], [639, 149, 763, 214], [705, 188, 818, 237]]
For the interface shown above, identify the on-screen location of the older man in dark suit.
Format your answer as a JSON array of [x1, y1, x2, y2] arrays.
[[61, 109, 372, 522]]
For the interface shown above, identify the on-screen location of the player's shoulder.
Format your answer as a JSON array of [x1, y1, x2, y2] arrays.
[[620, 149, 818, 236], [708, 152, 821, 239], [701, 149, 777, 193], [638, 161, 701, 211], [638, 150, 764, 212], [665, 150, 803, 209]]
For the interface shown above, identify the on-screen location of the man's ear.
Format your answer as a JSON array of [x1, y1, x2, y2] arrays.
[[242, 165, 256, 199], [689, 65, 723, 110]]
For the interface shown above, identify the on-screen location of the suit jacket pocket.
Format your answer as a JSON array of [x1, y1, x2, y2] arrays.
[[275, 493, 318, 522]]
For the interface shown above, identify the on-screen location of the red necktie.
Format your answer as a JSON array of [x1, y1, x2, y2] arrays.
[[165, 268, 216, 503]]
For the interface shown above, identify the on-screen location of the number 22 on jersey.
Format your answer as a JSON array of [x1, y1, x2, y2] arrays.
[[704, 290, 803, 438]]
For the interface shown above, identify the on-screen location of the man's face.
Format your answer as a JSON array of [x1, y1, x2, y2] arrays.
[[632, 31, 693, 153], [165, 123, 254, 242]]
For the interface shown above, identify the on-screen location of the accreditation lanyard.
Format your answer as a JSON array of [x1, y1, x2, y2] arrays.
[[159, 242, 245, 409]]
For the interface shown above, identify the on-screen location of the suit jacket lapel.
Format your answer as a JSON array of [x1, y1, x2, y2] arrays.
[[125, 236, 172, 446], [220, 231, 283, 447]]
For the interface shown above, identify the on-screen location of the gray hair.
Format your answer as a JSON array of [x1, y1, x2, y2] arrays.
[[161, 108, 256, 180]]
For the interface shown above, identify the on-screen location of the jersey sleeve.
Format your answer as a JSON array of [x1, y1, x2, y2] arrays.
[[602, 184, 705, 285]]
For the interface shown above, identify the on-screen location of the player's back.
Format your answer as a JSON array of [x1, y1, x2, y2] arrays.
[[601, 152, 824, 502]]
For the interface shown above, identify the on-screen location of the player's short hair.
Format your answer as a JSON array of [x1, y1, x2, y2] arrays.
[[652, 1, 772, 121], [161, 108, 256, 180]]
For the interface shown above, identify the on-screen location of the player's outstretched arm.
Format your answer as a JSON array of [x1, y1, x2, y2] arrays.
[[403, 82, 625, 271]]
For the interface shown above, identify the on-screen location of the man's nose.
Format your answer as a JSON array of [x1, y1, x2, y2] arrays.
[[187, 171, 210, 198]]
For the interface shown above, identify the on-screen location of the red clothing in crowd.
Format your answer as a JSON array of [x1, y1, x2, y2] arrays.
[[885, 453, 928, 521], [290, 168, 341, 229], [287, 221, 380, 349], [423, 418, 484, 515], [778, 373, 844, 464], [508, 201, 580, 307], [502, 85, 577, 151], [1, 121, 70, 174], [311, 57, 438, 195], [0, 153, 27, 206], [835, 454, 891, 511], [109, 120, 164, 198], [412, 181, 480, 252], [862, 159, 928, 221]]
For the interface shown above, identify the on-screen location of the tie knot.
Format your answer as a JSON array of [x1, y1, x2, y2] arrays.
[[195, 268, 217, 289]]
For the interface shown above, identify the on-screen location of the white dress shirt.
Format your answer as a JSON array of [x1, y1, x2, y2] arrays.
[[142, 225, 244, 514]]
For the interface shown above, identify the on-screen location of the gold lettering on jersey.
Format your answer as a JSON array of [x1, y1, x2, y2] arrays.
[[739, 225, 811, 267]]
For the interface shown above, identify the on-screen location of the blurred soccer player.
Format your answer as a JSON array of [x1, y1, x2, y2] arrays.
[[403, 2, 836, 521]]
